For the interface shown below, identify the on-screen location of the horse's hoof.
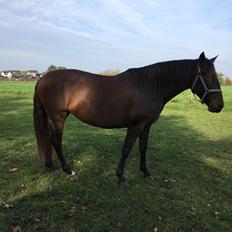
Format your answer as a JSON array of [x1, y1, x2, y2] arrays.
[[68, 171, 78, 181], [45, 162, 55, 171], [119, 180, 130, 188], [47, 166, 56, 172], [144, 171, 151, 178]]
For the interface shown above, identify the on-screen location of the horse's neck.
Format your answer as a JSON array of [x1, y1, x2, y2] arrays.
[[159, 60, 196, 103]]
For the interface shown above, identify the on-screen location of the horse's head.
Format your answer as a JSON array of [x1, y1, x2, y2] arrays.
[[191, 52, 224, 113]]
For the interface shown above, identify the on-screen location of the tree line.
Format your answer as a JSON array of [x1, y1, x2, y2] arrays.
[[217, 72, 232, 85]]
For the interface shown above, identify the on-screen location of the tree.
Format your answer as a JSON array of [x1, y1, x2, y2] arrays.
[[47, 65, 57, 72], [99, 69, 120, 76], [217, 72, 232, 85], [47, 65, 66, 73], [217, 72, 225, 84], [57, 66, 66, 70], [224, 77, 232, 85]]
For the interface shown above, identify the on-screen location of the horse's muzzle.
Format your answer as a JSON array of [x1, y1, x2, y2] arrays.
[[208, 103, 224, 113]]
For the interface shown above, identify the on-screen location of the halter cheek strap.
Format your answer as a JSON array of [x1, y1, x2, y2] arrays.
[[191, 64, 222, 104]]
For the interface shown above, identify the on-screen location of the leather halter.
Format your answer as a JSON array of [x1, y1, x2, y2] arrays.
[[191, 64, 221, 103]]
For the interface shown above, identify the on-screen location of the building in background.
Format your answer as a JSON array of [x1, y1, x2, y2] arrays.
[[0, 70, 41, 79]]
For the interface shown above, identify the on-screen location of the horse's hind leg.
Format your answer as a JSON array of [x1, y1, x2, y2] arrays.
[[50, 112, 74, 176], [139, 125, 151, 177], [44, 123, 55, 170]]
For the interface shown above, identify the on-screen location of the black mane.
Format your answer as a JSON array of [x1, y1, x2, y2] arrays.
[[122, 59, 197, 92]]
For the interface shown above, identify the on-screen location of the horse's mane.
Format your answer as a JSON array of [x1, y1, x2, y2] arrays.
[[120, 59, 197, 91]]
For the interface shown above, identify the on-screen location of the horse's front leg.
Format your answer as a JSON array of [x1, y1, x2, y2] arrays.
[[139, 125, 151, 177], [116, 123, 145, 186]]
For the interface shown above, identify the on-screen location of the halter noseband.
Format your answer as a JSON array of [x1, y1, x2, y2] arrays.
[[191, 64, 221, 104]]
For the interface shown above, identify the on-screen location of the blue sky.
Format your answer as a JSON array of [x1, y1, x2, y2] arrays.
[[0, 0, 232, 77]]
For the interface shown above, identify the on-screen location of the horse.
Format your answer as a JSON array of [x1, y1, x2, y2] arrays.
[[33, 52, 224, 185]]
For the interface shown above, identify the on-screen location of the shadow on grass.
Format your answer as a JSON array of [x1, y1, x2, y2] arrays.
[[0, 95, 231, 231]]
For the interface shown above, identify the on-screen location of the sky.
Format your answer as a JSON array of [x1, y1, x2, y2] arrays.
[[0, 0, 232, 77]]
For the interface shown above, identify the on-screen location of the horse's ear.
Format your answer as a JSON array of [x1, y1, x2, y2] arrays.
[[211, 55, 218, 63], [198, 52, 206, 73], [199, 52, 206, 61]]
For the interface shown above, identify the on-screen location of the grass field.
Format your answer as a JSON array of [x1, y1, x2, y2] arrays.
[[0, 81, 231, 231]]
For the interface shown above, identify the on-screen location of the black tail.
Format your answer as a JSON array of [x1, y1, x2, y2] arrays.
[[33, 82, 52, 160]]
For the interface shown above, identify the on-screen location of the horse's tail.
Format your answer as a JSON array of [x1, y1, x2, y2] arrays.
[[33, 82, 52, 160]]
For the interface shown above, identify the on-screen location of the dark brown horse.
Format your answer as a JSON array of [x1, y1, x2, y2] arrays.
[[33, 52, 224, 185]]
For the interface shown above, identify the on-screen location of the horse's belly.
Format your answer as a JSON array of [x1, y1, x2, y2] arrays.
[[71, 105, 128, 129]]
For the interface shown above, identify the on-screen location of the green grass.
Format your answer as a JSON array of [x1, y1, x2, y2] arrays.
[[0, 81, 231, 231]]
